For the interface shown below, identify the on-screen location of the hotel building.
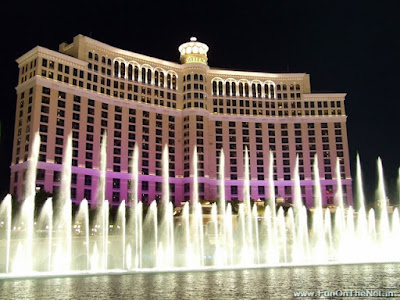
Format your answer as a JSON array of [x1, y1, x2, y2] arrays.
[[10, 35, 353, 207]]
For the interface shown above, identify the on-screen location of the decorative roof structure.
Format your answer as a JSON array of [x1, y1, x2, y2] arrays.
[[178, 37, 209, 65]]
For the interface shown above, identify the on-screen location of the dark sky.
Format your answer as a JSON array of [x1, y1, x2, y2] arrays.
[[0, 1, 399, 203]]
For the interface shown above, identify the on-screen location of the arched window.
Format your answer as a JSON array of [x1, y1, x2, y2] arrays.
[[147, 69, 152, 84], [226, 82, 231, 96], [194, 74, 199, 81], [172, 75, 177, 89], [290, 84, 294, 91], [264, 84, 269, 97], [94, 54, 99, 61], [257, 84, 262, 97], [244, 83, 249, 97], [187, 74, 191, 81], [128, 65, 133, 81], [277, 84, 281, 91], [88, 52, 93, 59], [134, 66, 139, 81], [251, 83, 256, 97], [107, 58, 112, 66], [270, 85, 275, 98], [160, 72, 165, 86], [239, 82, 244, 96], [296, 84, 300, 90], [141, 68, 146, 83], [102, 56, 106, 64], [183, 75, 186, 82], [199, 74, 204, 81], [114, 61, 119, 77], [212, 81, 217, 95], [218, 81, 223, 95], [232, 82, 236, 95], [155, 71, 159, 86], [282, 84, 287, 91], [120, 63, 126, 78], [167, 74, 172, 88]]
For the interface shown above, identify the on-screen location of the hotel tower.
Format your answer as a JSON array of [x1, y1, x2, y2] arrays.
[[10, 35, 353, 207]]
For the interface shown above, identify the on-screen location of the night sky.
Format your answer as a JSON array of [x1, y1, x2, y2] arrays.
[[1, 1, 399, 203]]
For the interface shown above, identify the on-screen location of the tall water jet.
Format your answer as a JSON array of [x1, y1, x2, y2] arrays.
[[117, 200, 126, 269], [292, 155, 308, 261], [225, 203, 234, 265], [265, 150, 278, 264], [192, 146, 199, 207], [53, 133, 72, 271], [345, 207, 356, 260], [243, 147, 254, 263], [355, 154, 368, 241], [97, 132, 108, 269], [25, 132, 40, 200], [102, 200, 109, 270], [268, 151, 276, 217], [134, 202, 143, 268], [40, 198, 52, 272], [355, 154, 366, 211], [190, 146, 204, 266], [0, 195, 12, 273], [211, 204, 223, 266], [263, 206, 276, 264], [276, 207, 287, 263], [398, 168, 400, 205], [368, 209, 377, 243], [157, 145, 174, 268], [263, 151, 279, 264], [287, 208, 296, 263], [218, 149, 227, 265], [91, 243, 100, 271], [377, 157, 390, 241], [19, 131, 40, 272], [243, 147, 251, 212], [293, 155, 302, 211], [157, 201, 174, 268], [312, 155, 323, 211], [195, 202, 205, 266], [218, 149, 226, 216], [237, 204, 249, 265], [144, 201, 158, 268], [391, 208, 400, 260], [77, 199, 90, 270], [97, 132, 107, 206], [311, 154, 327, 263], [334, 158, 346, 259], [335, 157, 344, 211], [252, 204, 260, 264], [335, 158, 344, 209], [128, 143, 142, 268], [181, 202, 192, 267], [324, 208, 333, 258]]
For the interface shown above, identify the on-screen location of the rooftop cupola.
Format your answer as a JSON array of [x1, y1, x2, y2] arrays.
[[178, 37, 209, 65]]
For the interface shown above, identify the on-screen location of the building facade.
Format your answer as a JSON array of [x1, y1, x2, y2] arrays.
[[10, 35, 353, 207]]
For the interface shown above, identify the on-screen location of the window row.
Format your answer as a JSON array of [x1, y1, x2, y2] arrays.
[[212, 80, 278, 98], [113, 61, 177, 90]]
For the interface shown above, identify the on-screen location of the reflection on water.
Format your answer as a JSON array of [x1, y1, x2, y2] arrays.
[[1, 263, 399, 299]]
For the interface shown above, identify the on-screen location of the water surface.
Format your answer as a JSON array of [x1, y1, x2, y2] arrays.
[[1, 263, 399, 299]]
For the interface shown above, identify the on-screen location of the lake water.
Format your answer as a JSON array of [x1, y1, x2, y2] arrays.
[[1, 263, 399, 299]]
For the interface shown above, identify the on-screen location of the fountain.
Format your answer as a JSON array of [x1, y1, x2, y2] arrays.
[[1, 132, 400, 278]]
